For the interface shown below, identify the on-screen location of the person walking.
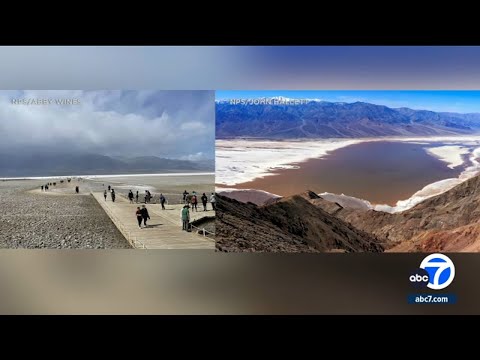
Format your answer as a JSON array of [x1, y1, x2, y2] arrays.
[[75, 186, 79, 194], [191, 192, 198, 212], [183, 190, 189, 203], [41, 185, 44, 191], [181, 205, 190, 231], [210, 193, 216, 211], [108, 185, 111, 192], [140, 205, 150, 227], [111, 189, 116, 203], [128, 190, 134, 204], [135, 191, 139, 203], [160, 193, 166, 210], [136, 207, 143, 229], [104, 190, 107, 201], [201, 193, 208, 211]]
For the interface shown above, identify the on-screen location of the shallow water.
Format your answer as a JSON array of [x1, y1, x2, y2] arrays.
[[232, 141, 467, 206]]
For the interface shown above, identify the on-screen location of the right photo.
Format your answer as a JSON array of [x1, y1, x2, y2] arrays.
[[215, 90, 480, 253]]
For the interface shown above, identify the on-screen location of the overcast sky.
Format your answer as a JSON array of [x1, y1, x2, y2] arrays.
[[0, 90, 214, 160]]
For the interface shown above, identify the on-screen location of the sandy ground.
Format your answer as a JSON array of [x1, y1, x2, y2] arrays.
[[0, 180, 131, 249]]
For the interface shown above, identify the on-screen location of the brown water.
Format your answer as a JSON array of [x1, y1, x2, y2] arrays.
[[231, 141, 465, 205]]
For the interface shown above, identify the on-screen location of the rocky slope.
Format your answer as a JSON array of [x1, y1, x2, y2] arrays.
[[216, 188, 281, 206], [303, 174, 480, 252], [219, 173, 480, 252], [390, 221, 480, 252], [215, 193, 384, 253]]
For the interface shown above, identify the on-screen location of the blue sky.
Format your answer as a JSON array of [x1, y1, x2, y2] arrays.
[[216, 90, 480, 114]]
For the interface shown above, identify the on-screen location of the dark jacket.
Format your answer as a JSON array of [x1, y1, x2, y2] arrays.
[[201, 195, 208, 203], [140, 208, 150, 219]]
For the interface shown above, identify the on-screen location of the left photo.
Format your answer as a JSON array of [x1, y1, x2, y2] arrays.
[[0, 90, 215, 249]]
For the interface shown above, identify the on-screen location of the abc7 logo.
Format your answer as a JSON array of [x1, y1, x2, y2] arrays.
[[409, 253, 455, 290]]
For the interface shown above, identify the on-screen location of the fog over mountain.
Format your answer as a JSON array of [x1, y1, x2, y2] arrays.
[[216, 99, 480, 138], [0, 90, 214, 176]]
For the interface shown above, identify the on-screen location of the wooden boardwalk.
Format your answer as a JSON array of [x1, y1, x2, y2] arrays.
[[91, 192, 215, 250]]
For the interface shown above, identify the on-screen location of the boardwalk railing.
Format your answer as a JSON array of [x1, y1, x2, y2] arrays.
[[190, 216, 215, 239], [190, 223, 215, 238]]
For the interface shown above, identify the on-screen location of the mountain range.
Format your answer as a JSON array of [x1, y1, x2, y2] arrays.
[[0, 153, 214, 177], [216, 174, 480, 252], [216, 100, 480, 138]]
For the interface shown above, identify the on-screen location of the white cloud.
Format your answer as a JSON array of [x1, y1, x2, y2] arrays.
[[180, 152, 209, 161], [0, 90, 215, 159]]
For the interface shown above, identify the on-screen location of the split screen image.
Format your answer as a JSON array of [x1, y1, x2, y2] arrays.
[[1, 90, 479, 252]]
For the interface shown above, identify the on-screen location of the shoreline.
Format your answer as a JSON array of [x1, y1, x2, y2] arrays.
[[0, 171, 215, 181], [217, 136, 480, 213], [216, 136, 480, 186]]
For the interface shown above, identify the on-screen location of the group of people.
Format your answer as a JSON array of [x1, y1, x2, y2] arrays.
[[182, 190, 216, 212], [40, 182, 57, 191], [128, 189, 163, 205], [40, 179, 77, 193], [101, 183, 216, 231], [179, 191, 216, 231], [135, 205, 150, 228], [103, 186, 116, 202], [103, 185, 163, 207]]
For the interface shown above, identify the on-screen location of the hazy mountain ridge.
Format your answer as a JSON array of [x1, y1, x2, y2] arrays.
[[216, 100, 480, 138], [0, 153, 213, 177]]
